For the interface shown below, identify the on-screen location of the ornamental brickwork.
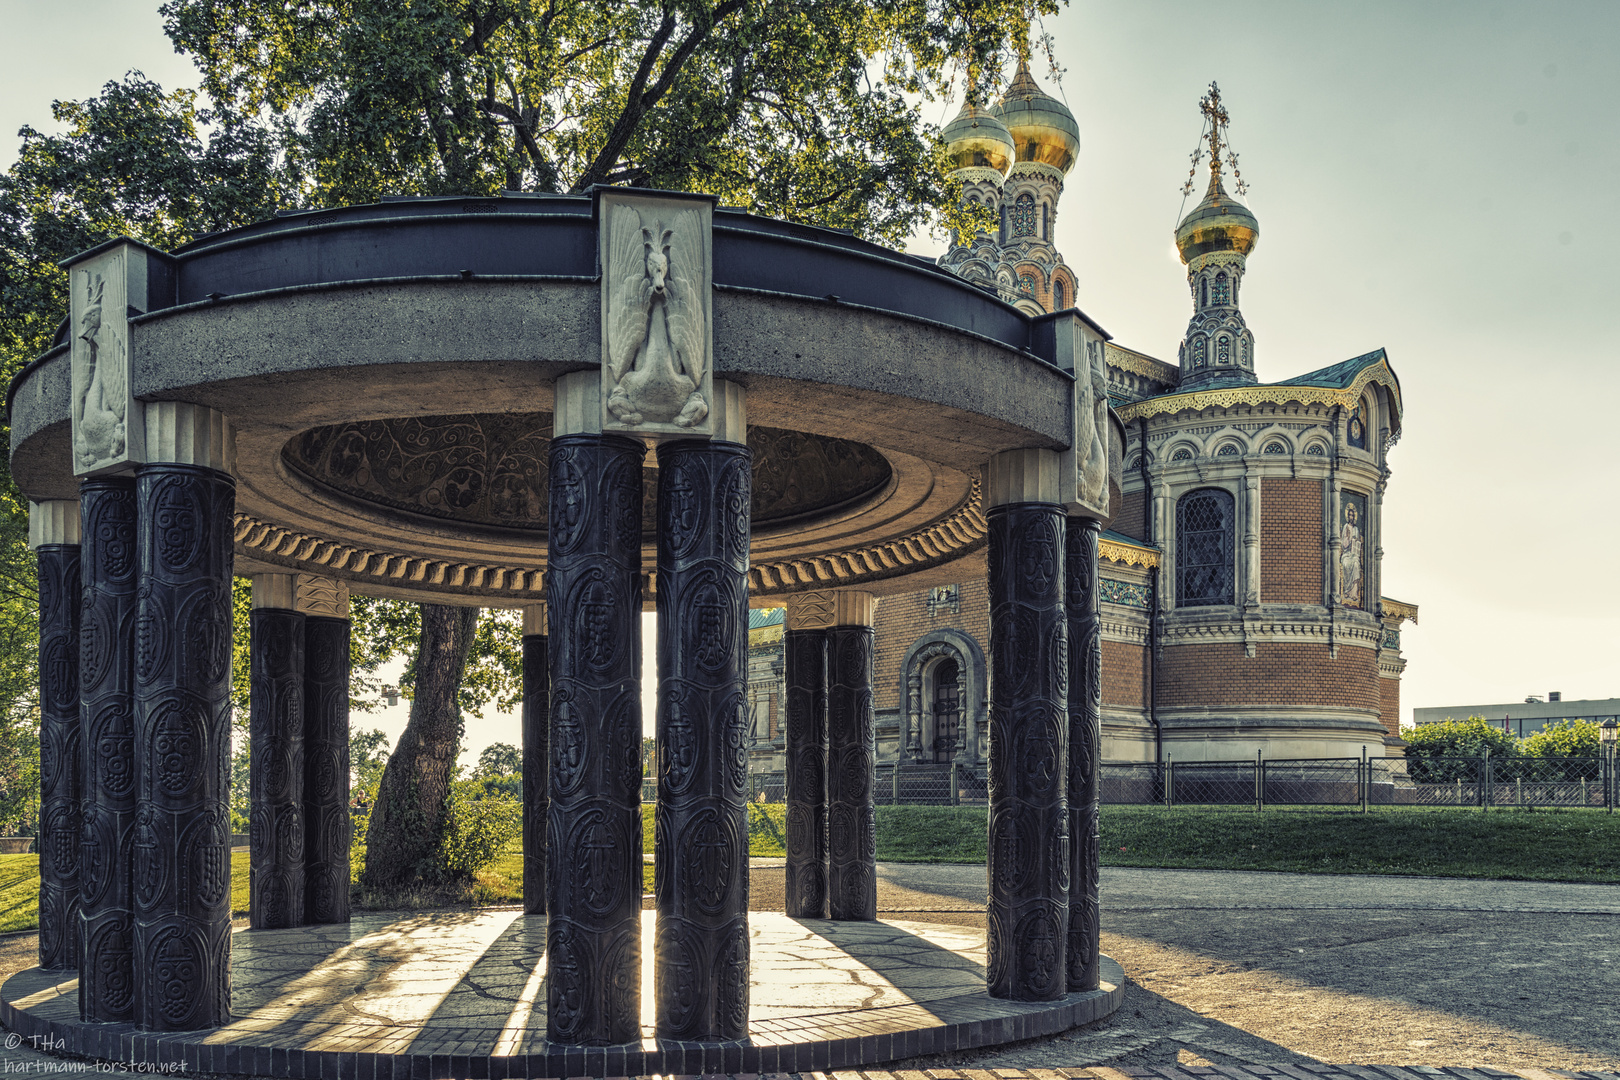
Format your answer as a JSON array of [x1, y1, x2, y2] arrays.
[[1259, 477, 1323, 603]]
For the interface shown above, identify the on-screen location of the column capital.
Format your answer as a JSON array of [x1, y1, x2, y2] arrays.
[[143, 402, 234, 472], [985, 448, 1062, 507], [786, 590, 877, 630], [28, 499, 81, 548], [252, 573, 350, 617]]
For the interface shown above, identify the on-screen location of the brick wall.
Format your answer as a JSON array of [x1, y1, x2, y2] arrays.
[[1115, 490, 1148, 542], [1101, 639, 1148, 709], [1158, 641, 1379, 711], [1379, 676, 1400, 738], [872, 578, 991, 710], [1260, 478, 1322, 604]]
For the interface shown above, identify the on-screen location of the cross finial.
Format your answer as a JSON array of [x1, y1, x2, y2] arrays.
[[1182, 80, 1248, 197]]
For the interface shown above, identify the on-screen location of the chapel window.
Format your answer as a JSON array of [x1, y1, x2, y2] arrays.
[[1053, 280, 1065, 310], [1177, 488, 1235, 607], [1192, 337, 1207, 368], [1199, 278, 1208, 309], [1217, 336, 1231, 365], [1011, 194, 1036, 238], [1212, 272, 1230, 305]]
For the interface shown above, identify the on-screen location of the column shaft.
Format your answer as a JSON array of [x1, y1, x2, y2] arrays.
[[545, 433, 643, 1046], [521, 632, 548, 915], [826, 624, 876, 921], [133, 462, 235, 1030], [78, 478, 138, 1023], [986, 501, 1068, 1001], [783, 629, 828, 918], [249, 608, 305, 929], [1065, 517, 1102, 992], [303, 616, 351, 924], [652, 439, 752, 1040], [37, 543, 82, 971]]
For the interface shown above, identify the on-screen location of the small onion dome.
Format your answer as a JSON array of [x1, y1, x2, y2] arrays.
[[992, 56, 1080, 174], [942, 101, 1016, 174], [1175, 173, 1259, 263]]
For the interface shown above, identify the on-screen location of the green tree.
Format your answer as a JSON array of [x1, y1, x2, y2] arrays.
[[475, 742, 521, 778], [1521, 718, 1602, 759], [350, 727, 393, 790], [1403, 716, 1521, 783]]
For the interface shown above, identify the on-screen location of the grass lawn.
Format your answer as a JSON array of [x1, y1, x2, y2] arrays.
[[0, 855, 40, 933]]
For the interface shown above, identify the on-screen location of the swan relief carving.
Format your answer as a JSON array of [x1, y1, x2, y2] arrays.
[[604, 204, 708, 430], [75, 270, 127, 469]]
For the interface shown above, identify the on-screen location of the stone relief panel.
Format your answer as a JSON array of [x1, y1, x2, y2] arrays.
[[600, 192, 713, 437], [1338, 490, 1368, 610], [70, 246, 146, 476]]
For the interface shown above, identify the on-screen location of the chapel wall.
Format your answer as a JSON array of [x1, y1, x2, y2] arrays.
[[1114, 490, 1149, 542], [1259, 477, 1323, 603], [871, 577, 991, 712], [1101, 639, 1148, 709], [1158, 641, 1379, 711], [1378, 673, 1401, 739]]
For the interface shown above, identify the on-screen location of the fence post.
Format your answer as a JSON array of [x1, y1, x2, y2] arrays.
[[949, 761, 958, 807], [1254, 750, 1262, 813], [1360, 745, 1369, 814], [892, 764, 900, 806], [1481, 750, 1490, 811], [1165, 757, 1174, 809]]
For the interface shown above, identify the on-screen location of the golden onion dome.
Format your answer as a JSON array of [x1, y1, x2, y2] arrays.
[[1175, 172, 1259, 263], [992, 56, 1080, 174], [941, 101, 1016, 174]]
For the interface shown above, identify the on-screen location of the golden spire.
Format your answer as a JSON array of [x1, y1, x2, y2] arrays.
[[1182, 81, 1247, 198]]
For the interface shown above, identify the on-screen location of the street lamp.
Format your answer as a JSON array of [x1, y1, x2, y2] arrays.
[[1602, 719, 1618, 814]]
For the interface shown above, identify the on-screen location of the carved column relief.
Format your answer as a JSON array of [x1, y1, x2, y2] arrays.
[[78, 477, 138, 1023], [302, 577, 351, 925], [545, 432, 644, 1046], [32, 501, 81, 972], [986, 449, 1068, 1002], [249, 582, 305, 930], [826, 593, 877, 922], [783, 619, 828, 919], [653, 436, 752, 1040], [1242, 471, 1261, 609], [133, 404, 236, 1031], [1065, 517, 1101, 993], [521, 603, 548, 916]]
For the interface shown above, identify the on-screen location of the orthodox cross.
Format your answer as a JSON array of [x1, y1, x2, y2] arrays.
[[1182, 81, 1248, 196]]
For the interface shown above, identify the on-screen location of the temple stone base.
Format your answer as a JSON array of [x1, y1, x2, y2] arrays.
[[1, 911, 1123, 1077]]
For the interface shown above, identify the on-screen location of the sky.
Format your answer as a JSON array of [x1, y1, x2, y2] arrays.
[[3, 1, 1617, 763]]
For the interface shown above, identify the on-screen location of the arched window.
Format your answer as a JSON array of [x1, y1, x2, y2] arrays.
[[1040, 203, 1048, 239], [932, 659, 962, 762], [1212, 272, 1230, 305], [1348, 402, 1368, 449], [1011, 194, 1036, 238], [1217, 336, 1232, 365], [1053, 280, 1066, 310], [1241, 336, 1251, 367], [1199, 277, 1208, 309], [1192, 337, 1207, 368], [1177, 488, 1235, 607]]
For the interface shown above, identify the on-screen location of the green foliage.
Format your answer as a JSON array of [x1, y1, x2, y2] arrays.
[[159, 0, 1058, 245], [746, 802, 787, 855], [1522, 718, 1603, 759], [350, 728, 392, 790], [1404, 717, 1520, 782], [475, 741, 521, 778], [437, 778, 522, 882], [229, 738, 251, 833]]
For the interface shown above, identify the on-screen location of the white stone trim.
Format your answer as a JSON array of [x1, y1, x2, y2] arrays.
[[143, 402, 234, 472], [984, 448, 1060, 507], [523, 603, 547, 636], [27, 500, 81, 548]]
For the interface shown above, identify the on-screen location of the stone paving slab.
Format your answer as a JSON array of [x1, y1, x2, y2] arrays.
[[0, 913, 1122, 1078]]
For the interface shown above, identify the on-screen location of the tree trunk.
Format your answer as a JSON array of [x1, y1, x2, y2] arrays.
[[361, 603, 479, 890]]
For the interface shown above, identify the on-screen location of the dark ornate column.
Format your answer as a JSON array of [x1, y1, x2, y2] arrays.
[[133, 403, 236, 1031], [78, 477, 138, 1022], [1065, 515, 1102, 992], [783, 595, 830, 919], [302, 578, 351, 925], [521, 603, 548, 916], [545, 388, 644, 1046], [653, 420, 751, 1041], [826, 592, 877, 922], [985, 450, 1068, 1002], [249, 576, 304, 930], [31, 500, 81, 972]]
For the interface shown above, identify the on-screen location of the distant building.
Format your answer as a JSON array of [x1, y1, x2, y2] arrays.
[[1412, 698, 1620, 740]]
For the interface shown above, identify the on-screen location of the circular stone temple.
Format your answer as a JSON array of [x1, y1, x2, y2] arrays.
[[4, 188, 1125, 1075]]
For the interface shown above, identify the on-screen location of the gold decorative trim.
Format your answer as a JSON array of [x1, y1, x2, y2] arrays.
[[1115, 356, 1402, 426], [1100, 538, 1159, 568], [1105, 343, 1179, 384], [1381, 597, 1418, 624]]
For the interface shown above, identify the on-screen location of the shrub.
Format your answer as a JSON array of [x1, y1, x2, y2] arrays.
[[1522, 718, 1602, 759], [1404, 717, 1519, 782], [438, 778, 522, 882]]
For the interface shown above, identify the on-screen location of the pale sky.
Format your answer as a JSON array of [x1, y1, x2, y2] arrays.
[[3, 2, 1617, 765]]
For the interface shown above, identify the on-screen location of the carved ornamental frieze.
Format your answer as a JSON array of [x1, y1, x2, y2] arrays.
[[598, 190, 715, 439], [68, 243, 149, 476], [1058, 316, 1114, 521]]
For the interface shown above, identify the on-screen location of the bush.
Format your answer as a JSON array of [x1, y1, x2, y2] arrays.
[[1522, 718, 1602, 759], [438, 778, 522, 882], [1404, 717, 1519, 782]]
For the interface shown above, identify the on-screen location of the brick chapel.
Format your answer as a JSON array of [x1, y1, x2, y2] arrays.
[[746, 70, 1416, 781]]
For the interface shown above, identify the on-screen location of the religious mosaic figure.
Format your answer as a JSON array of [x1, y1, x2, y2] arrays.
[[1338, 498, 1364, 608], [605, 204, 708, 428], [74, 272, 127, 469]]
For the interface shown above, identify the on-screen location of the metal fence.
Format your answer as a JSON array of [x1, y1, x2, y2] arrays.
[[724, 753, 1617, 811]]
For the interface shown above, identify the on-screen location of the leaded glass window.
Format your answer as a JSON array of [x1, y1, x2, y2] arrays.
[[1212, 272, 1230, 305], [1199, 278, 1208, 308], [1171, 447, 1193, 462], [1217, 336, 1231, 364], [1177, 489, 1235, 607], [1011, 194, 1036, 238], [1263, 441, 1287, 454], [1192, 337, 1207, 368], [1053, 280, 1065, 309]]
